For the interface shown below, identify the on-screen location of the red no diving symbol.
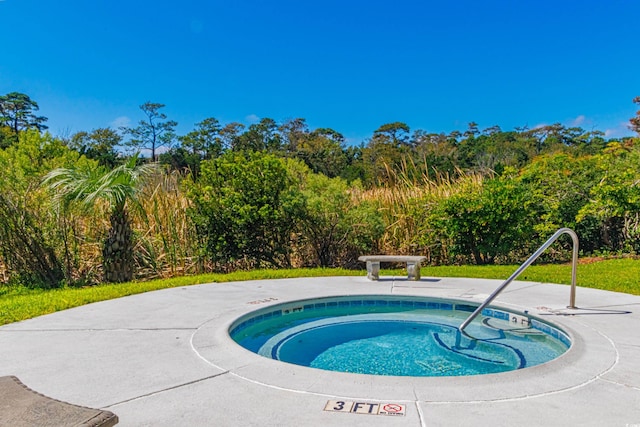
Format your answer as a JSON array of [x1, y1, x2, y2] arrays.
[[383, 404, 402, 413]]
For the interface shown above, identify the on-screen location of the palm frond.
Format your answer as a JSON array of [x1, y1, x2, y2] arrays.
[[43, 153, 159, 214], [43, 165, 106, 211]]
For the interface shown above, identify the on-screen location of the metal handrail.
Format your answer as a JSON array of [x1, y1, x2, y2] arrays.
[[459, 228, 579, 334]]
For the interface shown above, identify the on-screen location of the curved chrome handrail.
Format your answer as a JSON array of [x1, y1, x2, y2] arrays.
[[459, 228, 579, 334]]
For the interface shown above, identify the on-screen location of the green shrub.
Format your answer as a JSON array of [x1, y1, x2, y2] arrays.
[[186, 151, 304, 270], [518, 153, 602, 253], [578, 141, 640, 253], [299, 173, 384, 267], [0, 130, 85, 288], [0, 194, 64, 288], [433, 172, 539, 264]]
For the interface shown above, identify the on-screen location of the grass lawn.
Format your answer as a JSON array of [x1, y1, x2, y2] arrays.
[[0, 258, 638, 326]]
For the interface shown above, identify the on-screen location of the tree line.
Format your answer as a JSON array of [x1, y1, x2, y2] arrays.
[[0, 92, 639, 288]]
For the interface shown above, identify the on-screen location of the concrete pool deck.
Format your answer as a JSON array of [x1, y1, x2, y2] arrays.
[[0, 275, 639, 426]]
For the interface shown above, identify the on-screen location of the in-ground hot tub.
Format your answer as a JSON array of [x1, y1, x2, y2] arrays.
[[229, 295, 571, 377]]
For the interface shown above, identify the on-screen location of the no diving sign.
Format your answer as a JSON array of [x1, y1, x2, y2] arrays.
[[324, 400, 406, 416], [380, 403, 405, 416]]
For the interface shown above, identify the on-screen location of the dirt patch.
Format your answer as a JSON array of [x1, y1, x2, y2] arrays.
[[578, 257, 607, 265]]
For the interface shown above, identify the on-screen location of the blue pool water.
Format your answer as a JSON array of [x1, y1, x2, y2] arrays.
[[230, 295, 570, 377]]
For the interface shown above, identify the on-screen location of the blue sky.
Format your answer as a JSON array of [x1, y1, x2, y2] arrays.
[[1, 0, 638, 144]]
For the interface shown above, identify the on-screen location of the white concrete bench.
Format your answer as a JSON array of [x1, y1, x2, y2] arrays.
[[358, 255, 427, 281]]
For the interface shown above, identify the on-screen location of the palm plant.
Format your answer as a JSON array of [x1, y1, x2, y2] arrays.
[[44, 154, 157, 283]]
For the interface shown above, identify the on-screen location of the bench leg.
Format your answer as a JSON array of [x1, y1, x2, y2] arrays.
[[366, 261, 380, 280], [406, 262, 421, 280]]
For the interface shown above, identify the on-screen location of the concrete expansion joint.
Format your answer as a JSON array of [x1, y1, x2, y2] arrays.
[[413, 389, 427, 427], [115, 327, 198, 332], [600, 377, 640, 392], [225, 369, 419, 403], [105, 371, 230, 408], [422, 383, 592, 405], [0, 327, 197, 332]]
